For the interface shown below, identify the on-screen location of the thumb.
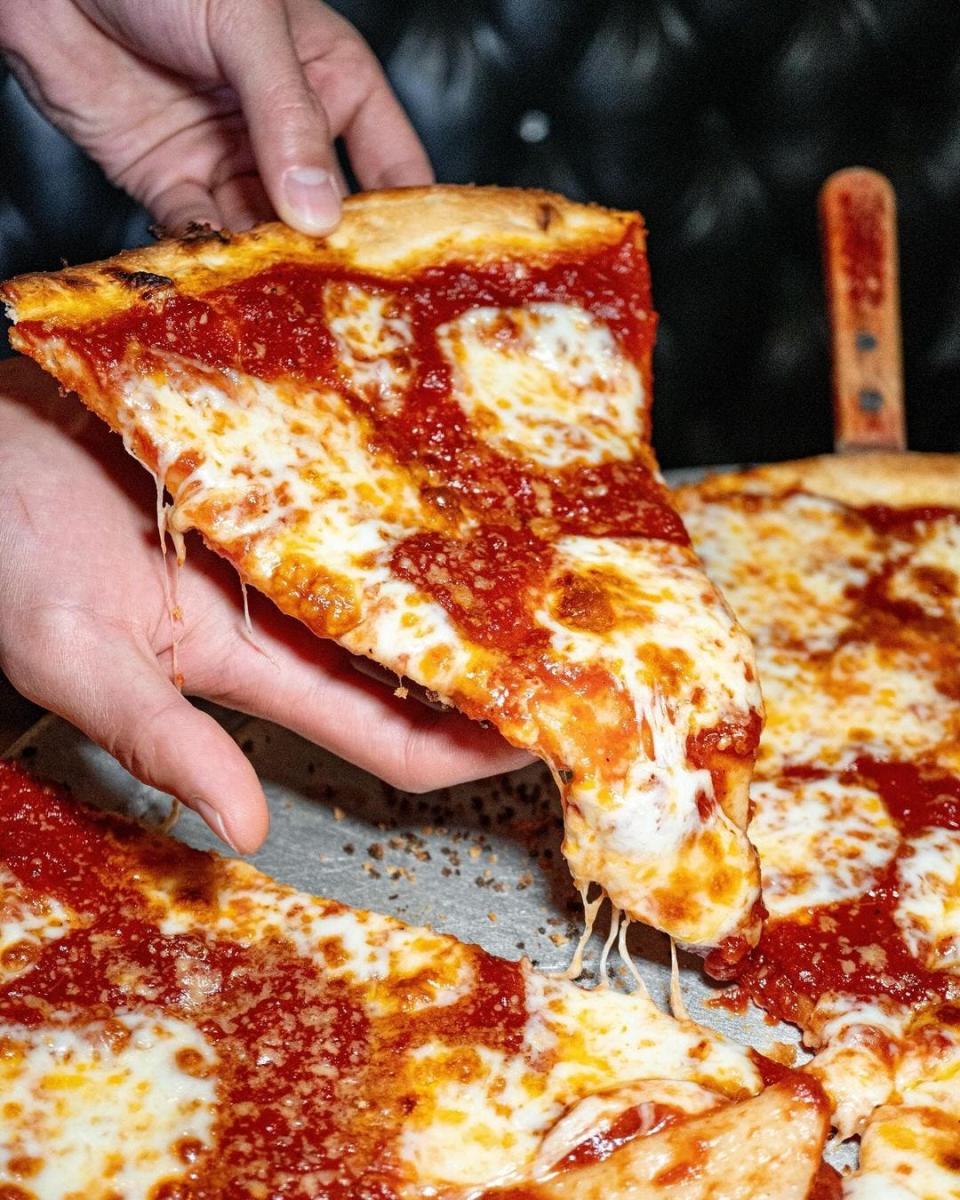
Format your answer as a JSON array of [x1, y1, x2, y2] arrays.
[[209, 0, 341, 235], [54, 639, 269, 854]]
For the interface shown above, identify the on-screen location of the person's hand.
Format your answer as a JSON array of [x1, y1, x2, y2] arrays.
[[0, 359, 531, 851], [0, 0, 432, 234]]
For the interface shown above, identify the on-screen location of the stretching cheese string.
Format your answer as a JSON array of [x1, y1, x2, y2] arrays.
[[151, 474, 186, 833], [618, 917, 649, 995], [564, 888, 650, 996], [564, 884, 605, 980], [597, 907, 621, 988], [238, 580, 279, 665], [669, 939, 690, 1021], [154, 474, 184, 691]]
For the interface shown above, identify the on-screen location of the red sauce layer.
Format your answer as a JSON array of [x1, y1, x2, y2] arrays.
[[742, 759, 960, 1024], [0, 761, 529, 1197], [858, 504, 960, 534], [25, 235, 691, 657], [810, 1162, 844, 1200], [391, 525, 553, 655], [558, 1102, 686, 1169]]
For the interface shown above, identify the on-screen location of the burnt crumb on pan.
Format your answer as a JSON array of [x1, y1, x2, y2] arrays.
[[536, 202, 558, 231], [106, 268, 174, 293]]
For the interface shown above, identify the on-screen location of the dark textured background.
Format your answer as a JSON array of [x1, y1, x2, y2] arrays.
[[2, 0, 959, 466]]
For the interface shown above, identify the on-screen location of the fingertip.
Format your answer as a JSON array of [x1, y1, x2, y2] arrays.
[[279, 166, 341, 234], [137, 699, 271, 855], [186, 790, 265, 856]]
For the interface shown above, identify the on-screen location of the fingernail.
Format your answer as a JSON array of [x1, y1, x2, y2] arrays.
[[281, 166, 340, 234], [190, 797, 240, 853]]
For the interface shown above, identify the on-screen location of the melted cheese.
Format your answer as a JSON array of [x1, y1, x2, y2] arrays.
[[680, 490, 883, 653], [162, 870, 478, 1016], [395, 973, 760, 1188], [0, 866, 75, 985], [803, 995, 910, 1137], [324, 280, 415, 409], [885, 518, 960, 623], [682, 488, 960, 780], [846, 1016, 960, 1196], [749, 775, 899, 917], [895, 828, 960, 971], [532, 535, 760, 948], [757, 642, 959, 776], [680, 478, 960, 1160], [848, 1106, 960, 1199], [0, 783, 765, 1196], [0, 1012, 217, 1197], [438, 303, 644, 468]]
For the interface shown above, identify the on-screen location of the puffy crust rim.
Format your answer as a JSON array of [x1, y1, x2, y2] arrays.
[[683, 452, 960, 509], [1, 185, 641, 327]]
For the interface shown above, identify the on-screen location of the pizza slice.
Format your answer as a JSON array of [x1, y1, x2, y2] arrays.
[[0, 758, 831, 1198], [677, 453, 960, 1185], [1, 186, 763, 959]]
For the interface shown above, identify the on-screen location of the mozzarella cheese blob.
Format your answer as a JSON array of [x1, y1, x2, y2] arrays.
[[0, 1012, 217, 1198], [0, 867, 75, 985], [896, 827, 960, 972], [439, 302, 644, 468], [749, 775, 899, 917]]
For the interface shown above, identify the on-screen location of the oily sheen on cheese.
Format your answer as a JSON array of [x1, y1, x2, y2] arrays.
[[678, 454, 960, 1196], [0, 760, 835, 1199], [1, 186, 763, 957]]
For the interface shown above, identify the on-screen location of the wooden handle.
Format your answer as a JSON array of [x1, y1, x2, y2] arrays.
[[820, 167, 906, 452]]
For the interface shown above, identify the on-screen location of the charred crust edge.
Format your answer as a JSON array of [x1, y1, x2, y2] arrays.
[[536, 202, 559, 231], [105, 268, 175, 292]]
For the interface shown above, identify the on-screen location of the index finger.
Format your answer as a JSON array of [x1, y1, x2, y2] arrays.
[[208, 0, 341, 234], [287, 0, 433, 190]]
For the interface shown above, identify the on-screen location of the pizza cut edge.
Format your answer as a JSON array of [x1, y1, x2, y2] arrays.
[[1, 185, 764, 958]]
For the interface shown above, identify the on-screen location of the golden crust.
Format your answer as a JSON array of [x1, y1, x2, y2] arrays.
[[1, 185, 638, 328], [686, 452, 960, 509]]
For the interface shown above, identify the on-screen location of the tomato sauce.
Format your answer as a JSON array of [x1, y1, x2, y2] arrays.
[[0, 761, 531, 1197], [741, 758, 960, 1025], [858, 504, 960, 534], [556, 1102, 685, 1169], [727, 497, 960, 1023], [23, 234, 691, 657]]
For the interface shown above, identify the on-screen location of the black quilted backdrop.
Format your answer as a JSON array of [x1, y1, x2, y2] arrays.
[[2, 0, 959, 466]]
